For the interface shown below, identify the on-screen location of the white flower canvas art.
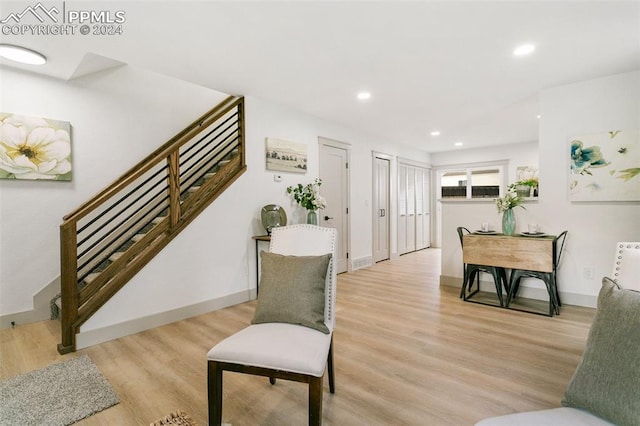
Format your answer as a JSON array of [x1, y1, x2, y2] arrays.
[[570, 130, 639, 201], [0, 112, 72, 181]]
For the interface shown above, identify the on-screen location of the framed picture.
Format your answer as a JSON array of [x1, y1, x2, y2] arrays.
[[570, 130, 639, 201], [265, 137, 307, 174], [0, 112, 72, 181]]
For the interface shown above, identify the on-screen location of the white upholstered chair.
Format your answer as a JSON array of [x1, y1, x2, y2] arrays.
[[207, 224, 337, 426], [611, 242, 640, 291]]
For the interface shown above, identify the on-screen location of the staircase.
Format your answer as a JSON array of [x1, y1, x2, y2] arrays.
[[56, 96, 246, 354]]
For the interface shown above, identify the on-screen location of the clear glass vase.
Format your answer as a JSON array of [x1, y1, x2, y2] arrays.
[[307, 210, 318, 225], [502, 208, 516, 236]]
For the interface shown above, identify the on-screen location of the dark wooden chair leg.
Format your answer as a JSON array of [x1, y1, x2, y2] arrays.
[[327, 339, 335, 394], [208, 361, 223, 426], [269, 376, 276, 385], [309, 376, 323, 426]]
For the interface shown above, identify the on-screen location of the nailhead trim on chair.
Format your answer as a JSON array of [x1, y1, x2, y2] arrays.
[[613, 242, 640, 283]]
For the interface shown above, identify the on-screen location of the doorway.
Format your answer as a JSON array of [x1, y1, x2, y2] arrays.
[[319, 138, 350, 273]]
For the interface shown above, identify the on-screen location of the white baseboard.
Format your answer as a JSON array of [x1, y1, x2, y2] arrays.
[[0, 276, 60, 329], [76, 289, 256, 349], [439, 275, 597, 308]]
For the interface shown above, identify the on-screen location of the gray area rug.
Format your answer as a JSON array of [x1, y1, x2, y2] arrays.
[[0, 355, 119, 425]]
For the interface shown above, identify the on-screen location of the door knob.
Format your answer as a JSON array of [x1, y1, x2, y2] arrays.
[[324, 216, 333, 220]]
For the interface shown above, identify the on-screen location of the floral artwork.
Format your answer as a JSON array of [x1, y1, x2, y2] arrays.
[[266, 138, 307, 174], [0, 112, 72, 181], [569, 130, 639, 201]]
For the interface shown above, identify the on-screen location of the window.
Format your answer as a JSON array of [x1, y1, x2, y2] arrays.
[[437, 161, 507, 200], [471, 169, 500, 198], [441, 171, 467, 198]]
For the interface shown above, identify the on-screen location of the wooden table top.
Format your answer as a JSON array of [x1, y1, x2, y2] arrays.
[[463, 233, 556, 273]]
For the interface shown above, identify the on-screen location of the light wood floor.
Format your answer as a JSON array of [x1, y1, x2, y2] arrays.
[[1, 249, 595, 425]]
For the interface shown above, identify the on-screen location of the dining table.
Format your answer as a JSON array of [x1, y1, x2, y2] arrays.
[[462, 231, 558, 315]]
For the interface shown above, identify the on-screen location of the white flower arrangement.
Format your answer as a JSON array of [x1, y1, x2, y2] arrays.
[[495, 188, 525, 213], [286, 178, 326, 211]]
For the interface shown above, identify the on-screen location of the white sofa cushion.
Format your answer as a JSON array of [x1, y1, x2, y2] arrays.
[[207, 323, 332, 377], [475, 407, 615, 426]]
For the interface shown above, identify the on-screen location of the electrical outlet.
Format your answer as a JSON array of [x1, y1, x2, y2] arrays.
[[273, 174, 282, 182], [583, 266, 595, 280]]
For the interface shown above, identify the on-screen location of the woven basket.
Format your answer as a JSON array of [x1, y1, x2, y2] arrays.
[[150, 410, 196, 426]]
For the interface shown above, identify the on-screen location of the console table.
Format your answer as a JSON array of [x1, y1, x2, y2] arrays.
[[252, 235, 271, 295]]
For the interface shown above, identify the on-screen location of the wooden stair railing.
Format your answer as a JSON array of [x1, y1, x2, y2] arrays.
[[58, 96, 246, 354]]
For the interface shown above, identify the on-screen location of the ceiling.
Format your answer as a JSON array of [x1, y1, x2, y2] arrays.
[[1, 1, 639, 153]]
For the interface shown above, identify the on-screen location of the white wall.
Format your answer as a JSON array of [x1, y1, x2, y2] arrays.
[[537, 70, 640, 301], [0, 66, 228, 315], [435, 70, 640, 306], [0, 66, 430, 344]]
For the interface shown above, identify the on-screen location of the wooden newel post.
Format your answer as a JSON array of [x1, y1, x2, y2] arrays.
[[168, 151, 181, 229], [58, 221, 79, 354]]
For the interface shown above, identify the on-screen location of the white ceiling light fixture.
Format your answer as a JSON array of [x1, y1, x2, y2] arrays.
[[430, 131, 441, 136], [513, 43, 535, 57], [357, 91, 371, 101], [454, 142, 464, 147], [0, 44, 47, 65]]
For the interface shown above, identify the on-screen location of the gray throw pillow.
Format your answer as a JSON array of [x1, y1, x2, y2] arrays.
[[252, 251, 331, 334], [561, 277, 640, 426]]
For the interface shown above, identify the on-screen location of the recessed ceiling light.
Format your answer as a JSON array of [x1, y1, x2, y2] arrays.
[[357, 91, 371, 101], [430, 131, 441, 136], [454, 142, 464, 147], [537, 115, 541, 119], [0, 44, 46, 65], [513, 44, 535, 56]]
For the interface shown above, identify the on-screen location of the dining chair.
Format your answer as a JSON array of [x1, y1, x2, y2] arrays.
[[506, 230, 568, 316], [611, 242, 640, 291], [457, 227, 509, 306], [207, 224, 337, 426]]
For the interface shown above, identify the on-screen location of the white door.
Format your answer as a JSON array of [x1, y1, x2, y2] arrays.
[[319, 140, 349, 273], [398, 162, 431, 254], [406, 167, 416, 253], [415, 168, 426, 249], [398, 164, 408, 255], [373, 156, 390, 262], [420, 169, 431, 249]]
